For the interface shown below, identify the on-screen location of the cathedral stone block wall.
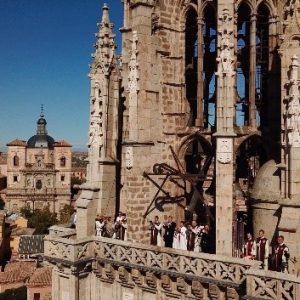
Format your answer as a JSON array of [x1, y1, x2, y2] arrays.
[[45, 0, 300, 298]]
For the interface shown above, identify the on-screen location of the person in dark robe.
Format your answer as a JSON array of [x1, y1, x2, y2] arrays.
[[119, 214, 127, 241], [150, 216, 162, 246], [200, 224, 212, 254], [272, 235, 290, 273], [104, 216, 114, 238], [163, 216, 176, 248], [243, 233, 256, 259], [187, 220, 200, 251], [114, 212, 124, 239], [255, 229, 269, 270]]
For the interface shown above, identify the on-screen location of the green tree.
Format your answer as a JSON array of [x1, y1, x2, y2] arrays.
[[20, 206, 33, 219], [0, 286, 27, 300], [29, 206, 58, 234], [59, 204, 75, 224], [71, 176, 85, 186]]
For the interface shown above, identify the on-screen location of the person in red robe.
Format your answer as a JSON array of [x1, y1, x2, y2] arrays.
[[255, 229, 269, 270], [187, 220, 201, 251], [149, 216, 162, 246], [243, 233, 256, 259], [272, 235, 290, 273]]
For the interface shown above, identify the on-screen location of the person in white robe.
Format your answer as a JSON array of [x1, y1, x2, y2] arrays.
[[177, 221, 188, 250], [95, 215, 105, 236]]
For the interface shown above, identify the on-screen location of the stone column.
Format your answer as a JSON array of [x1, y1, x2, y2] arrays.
[[278, 55, 300, 274], [249, 13, 257, 128], [196, 16, 204, 127], [76, 4, 118, 238], [214, 1, 236, 256]]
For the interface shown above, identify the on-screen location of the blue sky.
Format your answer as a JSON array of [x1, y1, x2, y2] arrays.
[[0, 0, 122, 151]]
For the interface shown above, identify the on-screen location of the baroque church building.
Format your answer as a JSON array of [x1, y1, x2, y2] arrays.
[[6, 112, 72, 213], [45, 1, 300, 299]]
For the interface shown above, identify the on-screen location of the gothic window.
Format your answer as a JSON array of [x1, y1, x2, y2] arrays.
[[13, 155, 19, 166], [256, 3, 270, 127], [202, 4, 216, 128], [236, 2, 251, 126], [60, 156, 66, 167], [185, 8, 198, 126], [185, 4, 216, 128]]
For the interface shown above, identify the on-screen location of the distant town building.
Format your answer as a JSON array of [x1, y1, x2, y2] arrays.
[[0, 153, 7, 202], [0, 260, 36, 293], [0, 152, 7, 177], [5, 111, 72, 214], [27, 266, 52, 300], [71, 167, 86, 182], [71, 151, 87, 183]]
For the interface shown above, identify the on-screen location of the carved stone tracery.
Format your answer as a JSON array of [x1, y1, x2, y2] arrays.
[[286, 55, 300, 147], [127, 31, 139, 141]]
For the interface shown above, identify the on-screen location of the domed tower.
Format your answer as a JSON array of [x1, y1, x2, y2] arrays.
[[27, 109, 55, 149]]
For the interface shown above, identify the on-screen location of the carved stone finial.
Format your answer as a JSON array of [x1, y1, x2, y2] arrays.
[[101, 3, 110, 24], [286, 55, 300, 147], [91, 3, 116, 77]]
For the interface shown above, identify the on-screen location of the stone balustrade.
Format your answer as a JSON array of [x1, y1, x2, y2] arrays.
[[48, 225, 76, 238], [246, 268, 300, 300], [44, 235, 300, 299], [93, 237, 260, 287], [45, 235, 259, 286], [45, 236, 93, 263]]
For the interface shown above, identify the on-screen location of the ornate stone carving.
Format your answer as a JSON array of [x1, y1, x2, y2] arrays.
[[104, 264, 115, 281], [94, 4, 115, 77], [283, 0, 298, 34], [227, 287, 239, 300], [26, 177, 33, 187], [129, 0, 157, 7], [92, 238, 259, 286], [246, 268, 300, 300], [285, 55, 300, 147], [77, 242, 89, 260], [176, 277, 187, 294], [217, 138, 233, 164], [161, 274, 171, 290], [45, 236, 269, 297], [89, 81, 104, 153], [151, 13, 160, 33], [118, 266, 129, 283], [216, 9, 235, 77], [127, 31, 139, 141], [128, 31, 139, 93], [92, 260, 103, 278], [209, 284, 222, 300], [191, 281, 204, 298], [145, 272, 156, 288], [125, 146, 133, 169], [215, 8, 235, 133], [131, 268, 143, 285]]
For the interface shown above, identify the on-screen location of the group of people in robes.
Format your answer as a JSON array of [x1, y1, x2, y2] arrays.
[[149, 216, 213, 253], [242, 230, 290, 273], [95, 211, 128, 241]]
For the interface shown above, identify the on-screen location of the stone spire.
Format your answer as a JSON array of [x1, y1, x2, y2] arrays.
[[88, 3, 116, 173], [76, 4, 118, 239], [91, 3, 116, 77]]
